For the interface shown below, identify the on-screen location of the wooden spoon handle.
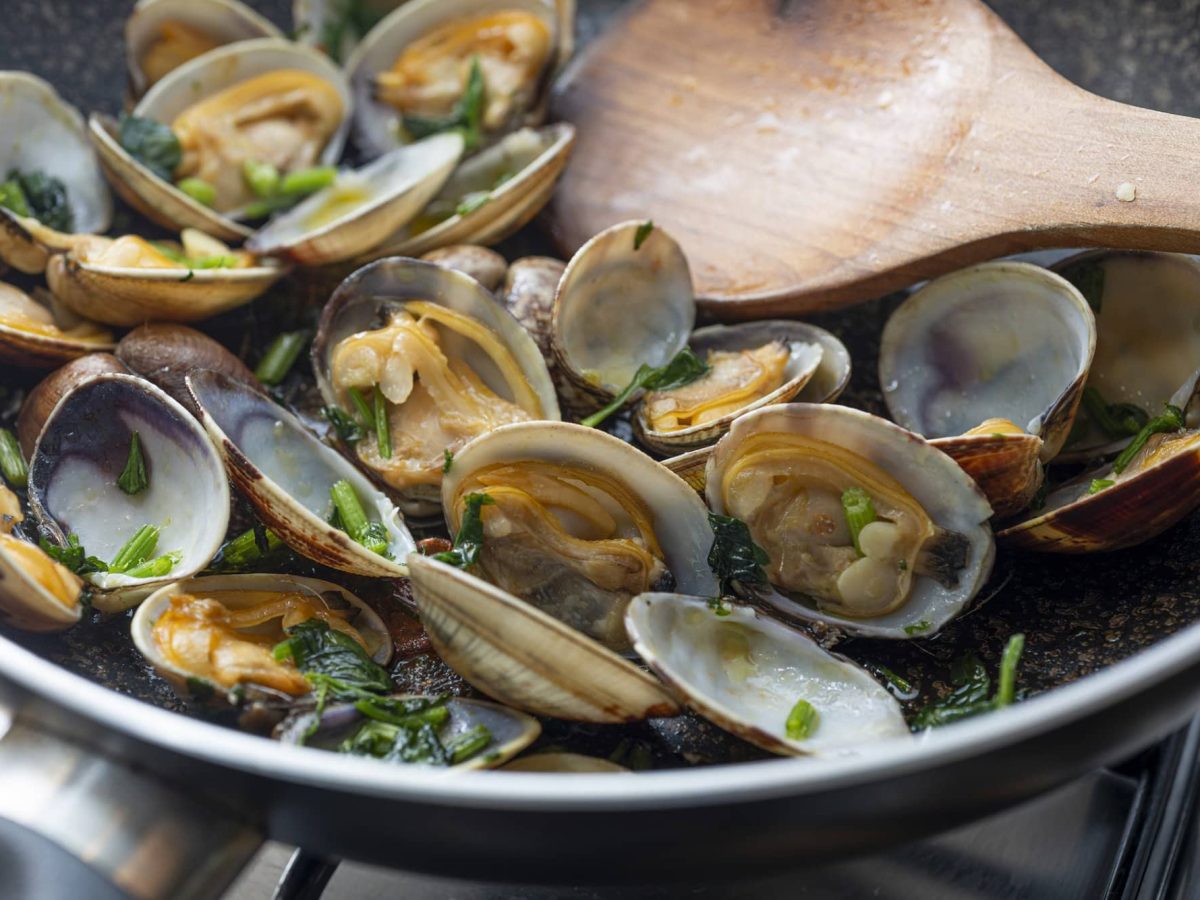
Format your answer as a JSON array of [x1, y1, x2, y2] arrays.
[[989, 82, 1200, 252]]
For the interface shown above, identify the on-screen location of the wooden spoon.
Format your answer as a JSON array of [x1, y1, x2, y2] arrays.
[[547, 0, 1200, 317]]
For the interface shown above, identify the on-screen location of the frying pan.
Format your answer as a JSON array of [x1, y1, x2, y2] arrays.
[[4, 1, 1200, 897]]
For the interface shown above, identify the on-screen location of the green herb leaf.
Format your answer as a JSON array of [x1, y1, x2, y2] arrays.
[[785, 699, 819, 741], [209, 525, 284, 572], [902, 619, 931, 636], [634, 220, 654, 250], [1113, 402, 1185, 475], [841, 487, 876, 557], [319, 0, 388, 63], [1088, 478, 1115, 495], [403, 55, 486, 151], [434, 492, 495, 568], [374, 386, 391, 460], [455, 191, 490, 217], [118, 114, 181, 183], [581, 347, 711, 429], [0, 179, 31, 218], [912, 634, 1026, 729], [39, 533, 107, 575], [323, 405, 365, 445], [0, 428, 28, 489], [706, 596, 733, 616], [5, 169, 73, 231], [107, 524, 159, 573], [255, 330, 309, 386], [1080, 387, 1148, 440], [329, 479, 392, 558], [117, 431, 148, 495], [273, 618, 393, 697], [706, 512, 770, 597]]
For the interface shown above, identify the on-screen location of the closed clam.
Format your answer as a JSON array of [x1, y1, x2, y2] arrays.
[[187, 369, 417, 577], [408, 419, 719, 721], [627, 594, 910, 756], [132, 574, 391, 700], [312, 257, 559, 519], [28, 374, 231, 611], [0, 72, 112, 274], [125, 0, 283, 98], [90, 38, 351, 241], [705, 404, 995, 639], [420, 244, 508, 290]]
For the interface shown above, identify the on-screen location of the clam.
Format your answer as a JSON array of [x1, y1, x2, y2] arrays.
[[408, 418, 719, 721], [0, 282, 115, 369], [28, 374, 231, 611], [246, 132, 465, 266], [115, 322, 262, 415], [1000, 371, 1200, 552], [0, 72, 112, 274], [16, 354, 130, 457], [126, 0, 283, 98], [420, 244, 508, 291], [409, 553, 682, 723], [634, 321, 848, 455], [345, 0, 568, 158], [89, 38, 351, 241], [627, 594, 910, 757], [311, 257, 560, 520], [551, 220, 695, 411], [1054, 251, 1200, 462], [186, 369, 417, 577], [46, 230, 286, 327], [705, 404, 995, 639], [358, 123, 575, 260], [132, 574, 391, 700], [276, 690, 541, 770], [878, 261, 1094, 516], [0, 532, 84, 632]]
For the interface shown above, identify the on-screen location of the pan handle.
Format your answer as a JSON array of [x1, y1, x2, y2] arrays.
[[0, 683, 262, 900]]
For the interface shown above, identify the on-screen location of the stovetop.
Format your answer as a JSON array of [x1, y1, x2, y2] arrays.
[[218, 719, 1200, 900]]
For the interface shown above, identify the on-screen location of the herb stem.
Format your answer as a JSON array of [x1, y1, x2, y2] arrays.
[[995, 633, 1025, 708], [374, 386, 391, 459], [1112, 403, 1185, 474], [581, 348, 710, 429], [0, 428, 28, 488], [348, 387, 375, 429], [330, 480, 390, 556], [255, 330, 309, 386], [841, 487, 876, 556], [108, 525, 159, 573]]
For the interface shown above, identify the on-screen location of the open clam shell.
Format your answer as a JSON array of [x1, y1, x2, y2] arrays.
[[0, 533, 84, 633], [705, 404, 995, 639], [187, 369, 416, 577], [0, 73, 112, 273], [247, 132, 464, 266], [551, 220, 695, 409], [361, 124, 576, 261], [125, 0, 283, 99], [879, 261, 1095, 463], [634, 320, 847, 455], [28, 374, 231, 611], [408, 553, 682, 723], [277, 691, 541, 770], [46, 242, 286, 327], [0, 282, 116, 369], [312, 257, 560, 519], [627, 594, 910, 756], [345, 0, 566, 159], [132, 574, 391, 700], [89, 38, 352, 241], [1054, 251, 1200, 462]]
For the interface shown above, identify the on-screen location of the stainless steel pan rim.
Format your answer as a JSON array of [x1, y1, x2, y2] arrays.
[[5, 610, 1200, 811]]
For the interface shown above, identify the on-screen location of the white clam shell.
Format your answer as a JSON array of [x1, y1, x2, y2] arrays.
[[879, 261, 1095, 462], [247, 132, 464, 266], [0, 72, 112, 273], [28, 374, 231, 611], [132, 573, 392, 698], [187, 369, 416, 577], [705, 404, 995, 639], [626, 594, 911, 756], [552, 220, 695, 406]]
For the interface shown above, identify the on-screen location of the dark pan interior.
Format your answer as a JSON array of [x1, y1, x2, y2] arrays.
[[2, 0, 1200, 770]]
